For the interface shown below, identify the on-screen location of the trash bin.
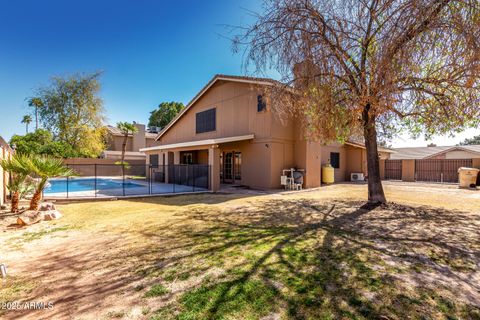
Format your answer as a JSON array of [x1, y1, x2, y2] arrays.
[[457, 167, 479, 188]]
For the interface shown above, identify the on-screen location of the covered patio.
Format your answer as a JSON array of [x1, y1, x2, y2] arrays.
[[140, 134, 255, 192]]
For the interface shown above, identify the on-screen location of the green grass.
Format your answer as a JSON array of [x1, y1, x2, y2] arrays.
[[145, 284, 170, 298], [177, 279, 276, 320], [21, 225, 73, 242]]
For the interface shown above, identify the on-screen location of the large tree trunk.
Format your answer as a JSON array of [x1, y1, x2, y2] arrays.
[[11, 192, 20, 213], [29, 190, 42, 211], [363, 105, 387, 204]]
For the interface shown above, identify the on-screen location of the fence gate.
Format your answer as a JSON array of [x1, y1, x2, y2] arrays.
[[415, 159, 472, 183], [384, 160, 402, 180]]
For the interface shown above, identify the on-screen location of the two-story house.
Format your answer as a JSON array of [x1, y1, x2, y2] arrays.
[[103, 123, 160, 160], [140, 75, 392, 191]]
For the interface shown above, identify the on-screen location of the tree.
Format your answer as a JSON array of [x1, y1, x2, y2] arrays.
[[30, 72, 106, 157], [148, 102, 185, 129], [21, 115, 32, 134], [10, 129, 78, 158], [27, 156, 74, 211], [28, 97, 43, 131], [0, 155, 34, 213], [459, 135, 480, 145], [237, 0, 480, 203], [116, 122, 138, 166]]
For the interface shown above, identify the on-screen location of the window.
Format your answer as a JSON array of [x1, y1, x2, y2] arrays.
[[196, 108, 216, 133], [257, 95, 266, 112], [149, 154, 159, 167], [330, 152, 340, 169], [181, 152, 194, 164], [234, 152, 242, 180]]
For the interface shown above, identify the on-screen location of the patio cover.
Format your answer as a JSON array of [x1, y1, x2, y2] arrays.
[[139, 134, 255, 152]]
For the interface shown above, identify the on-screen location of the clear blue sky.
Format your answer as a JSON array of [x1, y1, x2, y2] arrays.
[[0, 0, 478, 146], [0, 0, 262, 140]]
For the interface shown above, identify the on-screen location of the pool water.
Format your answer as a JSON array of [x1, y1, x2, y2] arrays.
[[44, 178, 144, 194]]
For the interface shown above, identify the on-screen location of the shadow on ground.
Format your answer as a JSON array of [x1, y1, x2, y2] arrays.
[[2, 197, 480, 319], [134, 199, 480, 319]]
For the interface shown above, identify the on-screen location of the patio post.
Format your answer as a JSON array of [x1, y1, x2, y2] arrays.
[[208, 145, 220, 192]]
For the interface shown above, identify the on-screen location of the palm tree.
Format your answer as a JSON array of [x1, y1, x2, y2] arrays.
[[0, 155, 33, 213], [21, 115, 32, 133], [28, 97, 43, 131], [116, 122, 138, 166], [27, 156, 75, 211]]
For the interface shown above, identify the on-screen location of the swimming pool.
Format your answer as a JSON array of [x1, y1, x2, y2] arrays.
[[44, 178, 144, 194]]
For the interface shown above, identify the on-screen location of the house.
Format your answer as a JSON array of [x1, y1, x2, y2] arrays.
[[103, 123, 160, 160], [140, 75, 393, 191], [390, 145, 480, 160], [383, 145, 480, 183], [0, 136, 13, 207]]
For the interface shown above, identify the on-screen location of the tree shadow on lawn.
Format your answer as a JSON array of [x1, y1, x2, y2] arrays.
[[138, 199, 480, 319], [3, 197, 479, 319], [125, 192, 257, 207]]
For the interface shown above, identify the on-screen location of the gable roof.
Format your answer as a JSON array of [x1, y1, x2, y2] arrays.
[[155, 74, 284, 140], [390, 145, 480, 159], [344, 141, 395, 153]]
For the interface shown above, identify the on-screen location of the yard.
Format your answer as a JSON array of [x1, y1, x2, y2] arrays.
[[1, 182, 479, 319]]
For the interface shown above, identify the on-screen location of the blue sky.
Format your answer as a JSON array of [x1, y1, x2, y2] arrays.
[[0, 0, 478, 147]]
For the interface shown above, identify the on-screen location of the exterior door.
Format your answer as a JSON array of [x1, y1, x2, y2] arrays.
[[223, 152, 234, 183]]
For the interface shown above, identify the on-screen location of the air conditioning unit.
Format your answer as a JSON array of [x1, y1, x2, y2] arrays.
[[351, 173, 365, 182]]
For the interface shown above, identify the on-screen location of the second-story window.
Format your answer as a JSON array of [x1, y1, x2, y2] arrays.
[[257, 95, 266, 112], [196, 108, 216, 134]]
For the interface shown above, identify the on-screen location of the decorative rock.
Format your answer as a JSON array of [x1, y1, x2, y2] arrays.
[[39, 203, 56, 211], [43, 210, 63, 221], [17, 211, 45, 226]]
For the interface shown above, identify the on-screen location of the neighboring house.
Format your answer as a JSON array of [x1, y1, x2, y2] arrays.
[[383, 145, 480, 183], [140, 74, 393, 191], [390, 145, 480, 160], [0, 136, 12, 206], [103, 123, 160, 160]]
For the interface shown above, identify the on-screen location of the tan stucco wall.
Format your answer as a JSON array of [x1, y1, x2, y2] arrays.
[[473, 158, 480, 169], [379, 159, 386, 179], [321, 143, 347, 182], [344, 146, 368, 180], [132, 123, 146, 151], [159, 81, 294, 145], [401, 159, 415, 182], [108, 136, 133, 152], [64, 158, 146, 176], [146, 138, 160, 148]]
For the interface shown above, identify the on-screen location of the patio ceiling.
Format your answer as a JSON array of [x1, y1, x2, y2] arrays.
[[139, 134, 255, 152]]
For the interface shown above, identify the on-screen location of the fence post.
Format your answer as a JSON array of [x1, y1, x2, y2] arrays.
[[66, 175, 69, 199], [149, 165, 152, 195], [173, 165, 176, 194], [94, 164, 97, 198], [193, 165, 195, 192], [122, 165, 126, 197]]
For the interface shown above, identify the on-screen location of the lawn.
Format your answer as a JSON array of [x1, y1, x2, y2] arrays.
[[1, 182, 479, 319]]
